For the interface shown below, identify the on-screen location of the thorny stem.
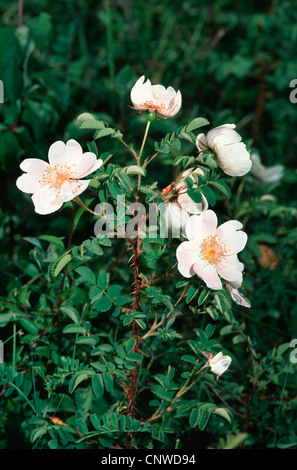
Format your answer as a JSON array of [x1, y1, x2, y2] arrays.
[[126, 233, 142, 449], [125, 118, 152, 448]]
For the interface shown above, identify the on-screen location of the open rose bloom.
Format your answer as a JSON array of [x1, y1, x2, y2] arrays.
[[16, 139, 103, 215], [196, 123, 252, 177], [176, 210, 247, 290], [130, 75, 182, 118]]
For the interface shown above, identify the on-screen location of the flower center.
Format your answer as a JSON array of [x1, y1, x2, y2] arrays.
[[140, 100, 166, 113], [200, 235, 228, 266], [41, 163, 77, 191]]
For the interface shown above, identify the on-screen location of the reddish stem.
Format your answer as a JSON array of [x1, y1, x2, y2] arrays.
[[126, 234, 142, 448], [18, 0, 23, 27]]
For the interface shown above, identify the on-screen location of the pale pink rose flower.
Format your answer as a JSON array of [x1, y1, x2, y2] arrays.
[[196, 123, 252, 177], [209, 352, 232, 378], [16, 139, 103, 215], [176, 210, 247, 290], [130, 75, 182, 118], [225, 281, 251, 308], [250, 153, 284, 184]]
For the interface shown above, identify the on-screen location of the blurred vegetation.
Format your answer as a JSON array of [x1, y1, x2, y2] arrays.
[[0, 0, 297, 450]]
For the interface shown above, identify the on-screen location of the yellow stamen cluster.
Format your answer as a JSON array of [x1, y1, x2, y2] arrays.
[[200, 235, 229, 267], [140, 100, 166, 112], [40, 163, 77, 191]]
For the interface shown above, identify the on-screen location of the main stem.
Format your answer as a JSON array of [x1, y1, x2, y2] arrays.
[[126, 118, 151, 448], [18, 0, 23, 27], [126, 235, 141, 449]]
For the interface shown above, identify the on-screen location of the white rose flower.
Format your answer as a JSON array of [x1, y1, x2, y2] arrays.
[[250, 153, 284, 184], [209, 352, 232, 378], [130, 76, 182, 119], [176, 210, 247, 291], [196, 123, 252, 177], [16, 140, 103, 215]]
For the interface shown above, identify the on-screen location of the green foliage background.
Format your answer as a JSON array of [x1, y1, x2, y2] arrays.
[[0, 0, 297, 450]]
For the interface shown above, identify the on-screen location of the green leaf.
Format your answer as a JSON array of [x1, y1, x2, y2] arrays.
[[20, 318, 38, 335], [52, 254, 72, 277], [213, 407, 233, 424], [30, 426, 48, 443], [60, 306, 79, 323], [39, 235, 65, 249], [79, 120, 105, 130], [94, 128, 115, 139], [69, 373, 89, 393], [187, 188, 202, 203], [277, 343, 290, 356], [103, 372, 114, 392], [189, 408, 199, 428], [90, 413, 101, 430], [75, 266, 96, 284], [200, 185, 216, 206], [198, 289, 210, 306], [94, 296, 112, 312], [181, 355, 197, 365], [178, 131, 196, 144], [198, 408, 211, 431], [75, 337, 97, 346], [89, 286, 104, 303], [232, 335, 245, 345], [186, 117, 209, 133], [125, 338, 136, 353], [92, 375, 104, 399], [209, 180, 231, 199], [186, 285, 199, 303], [111, 130, 123, 140], [63, 324, 86, 334], [107, 285, 122, 299], [76, 112, 97, 123], [75, 417, 88, 435], [124, 165, 146, 177], [97, 272, 110, 290]]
